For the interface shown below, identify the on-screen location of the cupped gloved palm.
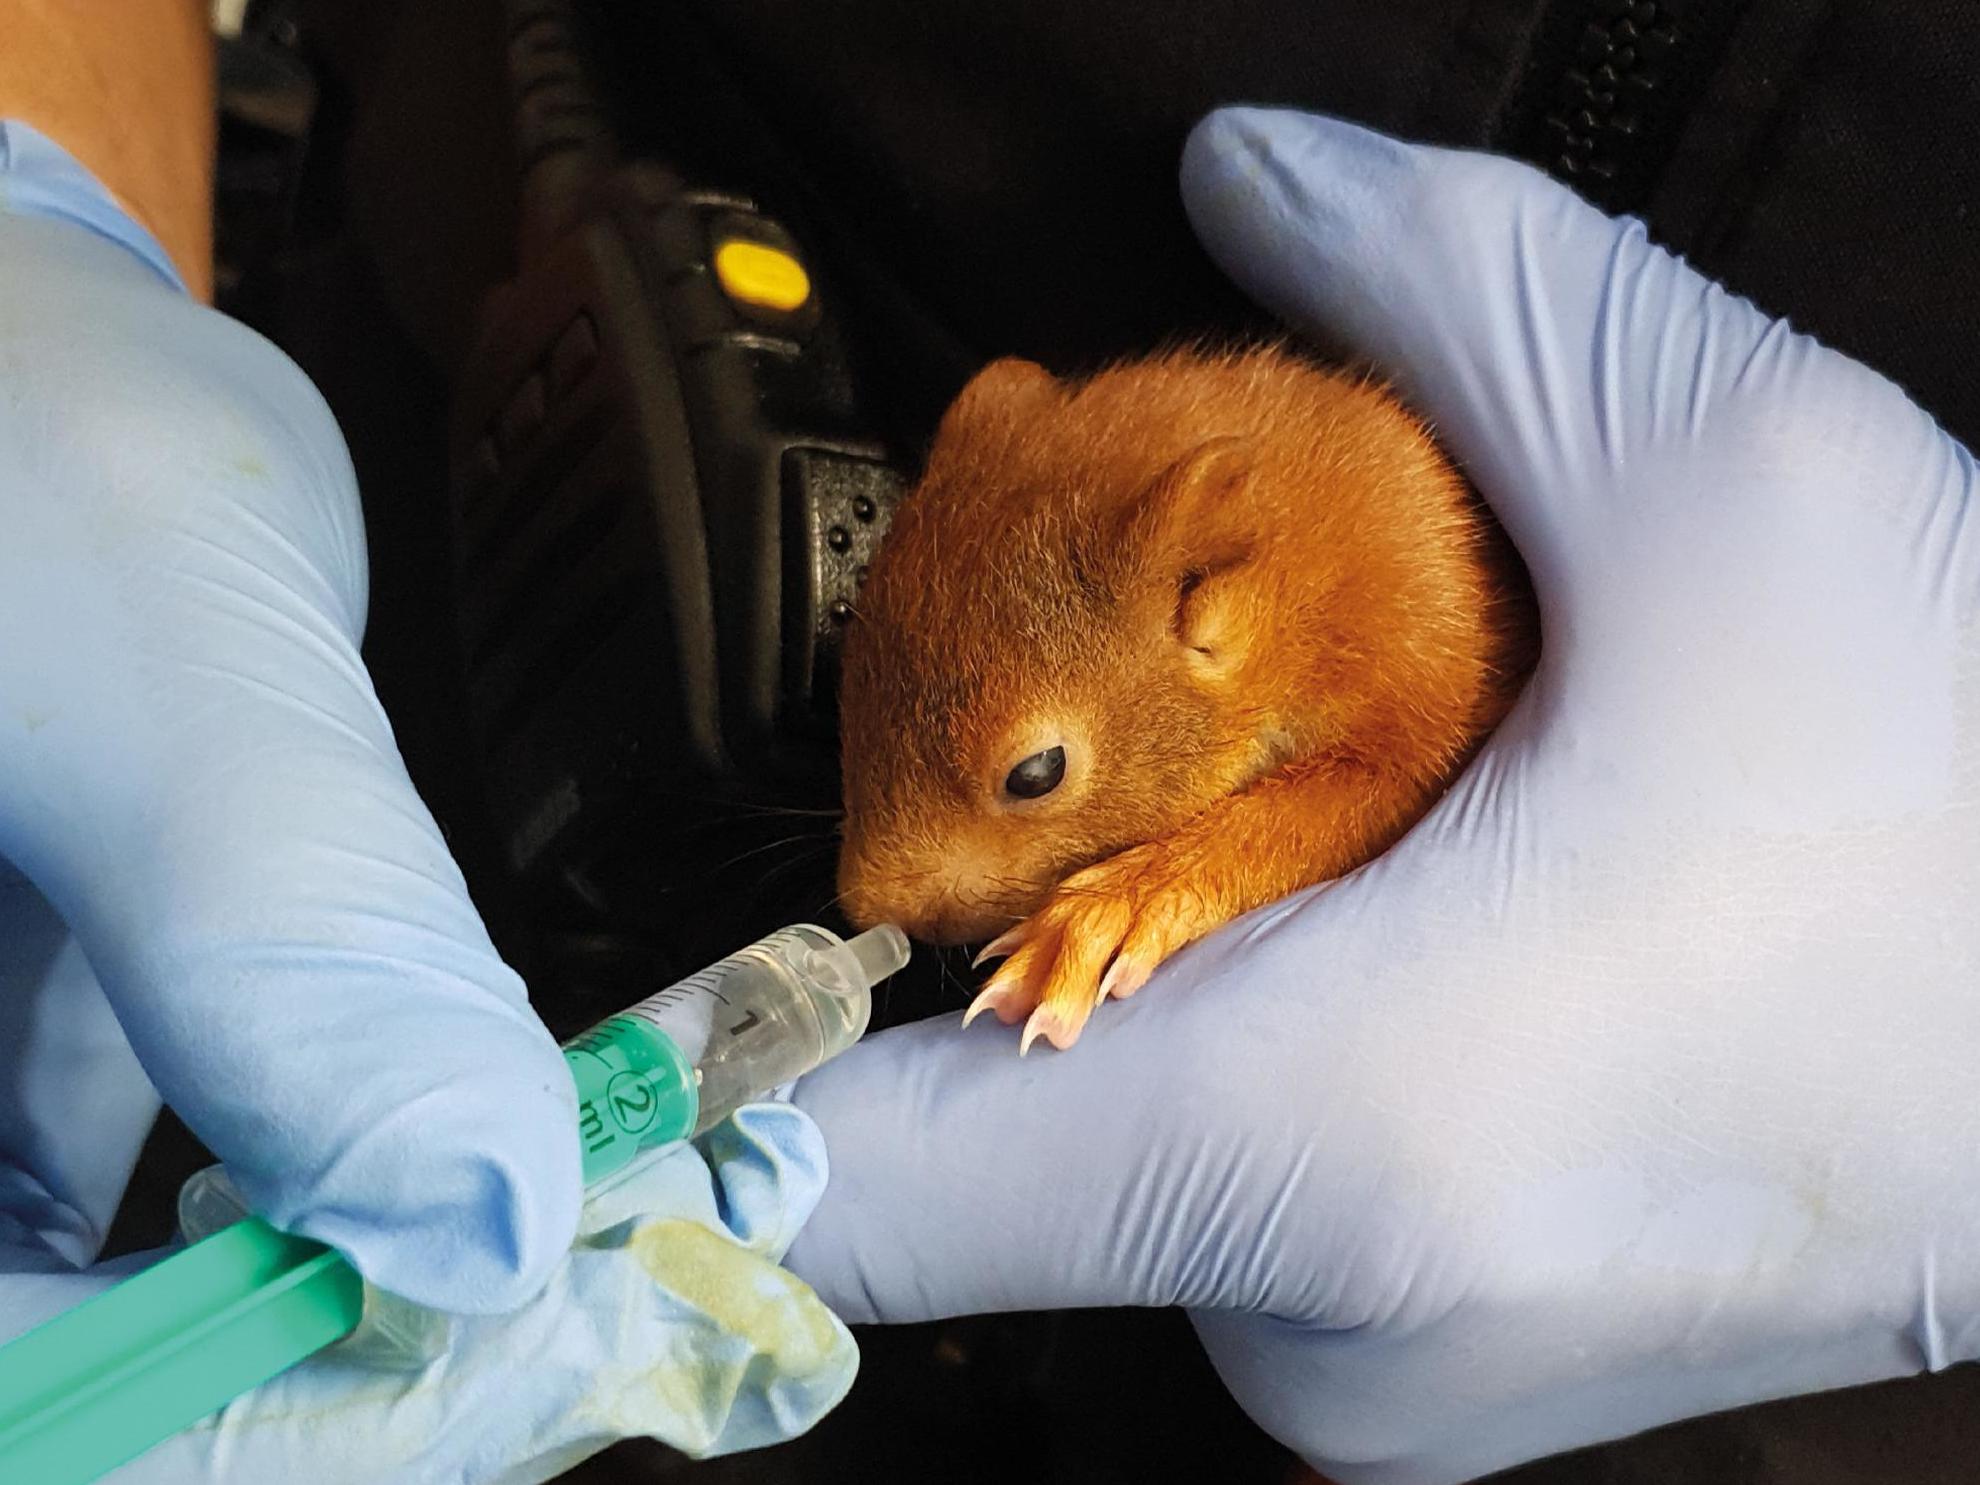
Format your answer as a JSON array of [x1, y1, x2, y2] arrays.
[[783, 109, 1980, 1483]]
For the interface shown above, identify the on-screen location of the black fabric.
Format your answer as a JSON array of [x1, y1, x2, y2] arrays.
[[639, 0, 1489, 371], [1669, 1, 1980, 446], [1496, 0, 1753, 216], [628, 0, 1980, 454]]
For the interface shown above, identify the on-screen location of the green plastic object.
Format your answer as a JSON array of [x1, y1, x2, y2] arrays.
[[0, 1029, 699, 1485], [563, 1015, 701, 1185], [0, 1217, 362, 1485]]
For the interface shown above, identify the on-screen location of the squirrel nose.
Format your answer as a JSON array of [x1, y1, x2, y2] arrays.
[[836, 851, 930, 938], [906, 881, 1021, 947], [853, 887, 980, 947], [906, 905, 984, 948], [839, 838, 1019, 945]]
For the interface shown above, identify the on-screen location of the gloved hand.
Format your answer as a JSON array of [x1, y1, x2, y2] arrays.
[[0, 118, 574, 1310], [782, 108, 1980, 1484], [0, 121, 852, 1477], [56, 1106, 845, 1484]]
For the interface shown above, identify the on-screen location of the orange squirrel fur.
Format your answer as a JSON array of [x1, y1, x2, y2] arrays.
[[836, 344, 1537, 1051]]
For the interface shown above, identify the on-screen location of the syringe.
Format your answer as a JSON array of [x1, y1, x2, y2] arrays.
[[0, 922, 909, 1485], [566, 921, 903, 1183]]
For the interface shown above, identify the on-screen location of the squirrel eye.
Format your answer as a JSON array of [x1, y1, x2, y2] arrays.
[[1004, 745, 1066, 800]]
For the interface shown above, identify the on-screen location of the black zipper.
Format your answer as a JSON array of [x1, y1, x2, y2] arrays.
[[1496, 0, 1751, 216]]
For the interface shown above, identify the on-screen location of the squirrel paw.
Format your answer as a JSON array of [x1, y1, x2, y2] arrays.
[[961, 842, 1214, 1053]]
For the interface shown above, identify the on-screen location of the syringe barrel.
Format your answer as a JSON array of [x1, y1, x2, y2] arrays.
[[563, 923, 905, 1185], [177, 921, 907, 1372]]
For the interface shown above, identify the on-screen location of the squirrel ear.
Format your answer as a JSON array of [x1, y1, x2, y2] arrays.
[[1121, 436, 1259, 578], [943, 358, 1062, 428]]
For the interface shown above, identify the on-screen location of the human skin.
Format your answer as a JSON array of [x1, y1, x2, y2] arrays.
[[0, 0, 214, 300]]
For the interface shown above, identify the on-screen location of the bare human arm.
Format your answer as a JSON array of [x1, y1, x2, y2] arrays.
[[0, 0, 213, 300]]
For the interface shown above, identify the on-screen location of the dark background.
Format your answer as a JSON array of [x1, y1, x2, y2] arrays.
[[109, 1, 1980, 1481]]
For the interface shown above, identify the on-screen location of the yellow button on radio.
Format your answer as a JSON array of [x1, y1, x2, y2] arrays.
[[712, 239, 811, 313]]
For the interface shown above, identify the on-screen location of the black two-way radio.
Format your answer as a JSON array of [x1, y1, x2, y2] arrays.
[[446, 1, 909, 991]]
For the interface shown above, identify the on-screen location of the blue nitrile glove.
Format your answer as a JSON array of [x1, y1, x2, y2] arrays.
[[0, 118, 576, 1310], [782, 107, 1980, 1485]]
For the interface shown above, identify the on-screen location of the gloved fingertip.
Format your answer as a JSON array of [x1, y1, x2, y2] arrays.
[[447, 1090, 588, 1314], [1182, 107, 1418, 266], [1179, 106, 1467, 381], [249, 1047, 585, 1316], [1179, 106, 1291, 258], [1182, 104, 1389, 190]]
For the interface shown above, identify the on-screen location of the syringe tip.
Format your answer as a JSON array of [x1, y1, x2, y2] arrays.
[[846, 923, 911, 987]]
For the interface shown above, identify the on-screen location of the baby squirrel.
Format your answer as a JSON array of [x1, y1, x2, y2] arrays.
[[836, 345, 1537, 1052]]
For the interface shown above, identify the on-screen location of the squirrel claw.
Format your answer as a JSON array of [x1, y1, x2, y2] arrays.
[[1098, 954, 1153, 1003], [962, 979, 1027, 1028], [1019, 1003, 1087, 1055], [971, 925, 1028, 970]]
